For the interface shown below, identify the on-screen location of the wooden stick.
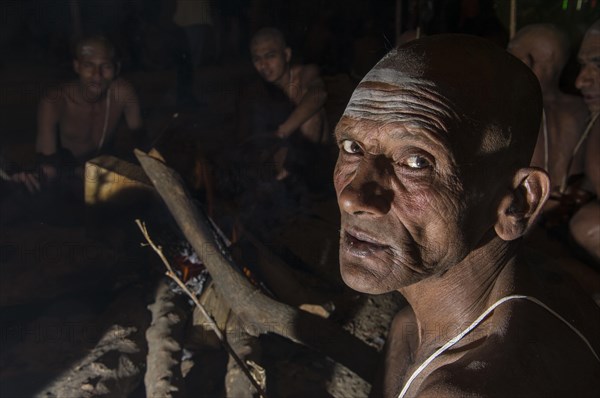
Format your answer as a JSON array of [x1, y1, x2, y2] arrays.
[[136, 220, 268, 398], [145, 279, 188, 398], [134, 148, 377, 382]]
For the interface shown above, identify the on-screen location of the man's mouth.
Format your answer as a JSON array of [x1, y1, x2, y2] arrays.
[[582, 93, 600, 104], [342, 229, 388, 257], [88, 82, 105, 90]]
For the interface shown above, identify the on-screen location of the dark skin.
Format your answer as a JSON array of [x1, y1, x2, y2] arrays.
[[334, 35, 600, 397], [12, 38, 143, 192], [508, 25, 588, 196], [250, 28, 328, 180], [571, 23, 600, 262], [250, 32, 327, 143]]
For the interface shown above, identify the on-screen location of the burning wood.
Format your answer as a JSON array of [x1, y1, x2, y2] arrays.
[[134, 149, 378, 383], [137, 220, 268, 397]]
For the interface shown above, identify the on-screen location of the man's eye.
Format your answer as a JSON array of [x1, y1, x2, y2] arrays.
[[341, 140, 362, 154], [405, 155, 430, 169]]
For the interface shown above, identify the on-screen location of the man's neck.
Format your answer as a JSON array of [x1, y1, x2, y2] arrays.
[[540, 82, 563, 102], [398, 237, 518, 349], [76, 83, 110, 105], [274, 66, 292, 93]]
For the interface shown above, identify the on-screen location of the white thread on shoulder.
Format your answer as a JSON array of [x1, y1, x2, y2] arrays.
[[397, 294, 599, 398]]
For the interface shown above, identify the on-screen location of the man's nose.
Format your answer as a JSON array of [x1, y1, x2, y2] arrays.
[[90, 66, 102, 79], [575, 65, 591, 90], [338, 156, 394, 216]]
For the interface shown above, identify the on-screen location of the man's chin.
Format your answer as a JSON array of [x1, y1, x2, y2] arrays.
[[340, 262, 397, 295], [586, 103, 600, 114], [83, 85, 108, 101], [583, 96, 600, 114]]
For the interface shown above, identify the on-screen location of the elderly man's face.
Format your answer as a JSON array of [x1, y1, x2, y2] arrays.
[[576, 31, 600, 113], [333, 85, 486, 294]]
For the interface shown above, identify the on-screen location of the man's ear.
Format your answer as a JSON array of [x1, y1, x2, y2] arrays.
[[115, 61, 121, 77], [73, 59, 80, 74], [284, 47, 292, 63], [494, 167, 550, 241]]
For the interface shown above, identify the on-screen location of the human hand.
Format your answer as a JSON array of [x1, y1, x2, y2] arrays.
[[10, 164, 58, 193], [11, 172, 41, 193], [276, 123, 292, 139]]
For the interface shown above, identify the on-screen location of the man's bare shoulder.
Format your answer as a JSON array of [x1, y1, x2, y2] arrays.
[[41, 83, 72, 106], [415, 279, 600, 397], [293, 64, 322, 85], [418, 341, 600, 398], [392, 305, 416, 327], [111, 78, 139, 105]]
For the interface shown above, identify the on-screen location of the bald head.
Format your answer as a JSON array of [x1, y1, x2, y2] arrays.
[[344, 34, 542, 170], [74, 36, 116, 62], [510, 24, 570, 70], [250, 27, 287, 50], [587, 19, 600, 34]]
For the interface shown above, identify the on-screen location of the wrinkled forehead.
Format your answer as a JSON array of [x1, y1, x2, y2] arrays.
[[340, 50, 514, 159], [343, 68, 459, 133], [339, 35, 542, 170]]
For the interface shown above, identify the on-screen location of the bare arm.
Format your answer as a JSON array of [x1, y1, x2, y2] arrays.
[[117, 80, 145, 148], [26, 93, 61, 189], [277, 65, 327, 138], [36, 93, 60, 157], [12, 93, 61, 192], [120, 80, 143, 129]]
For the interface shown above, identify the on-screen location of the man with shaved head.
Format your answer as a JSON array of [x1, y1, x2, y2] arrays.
[[334, 35, 600, 397], [250, 28, 327, 143], [508, 24, 588, 206], [571, 20, 600, 262], [249, 27, 328, 179]]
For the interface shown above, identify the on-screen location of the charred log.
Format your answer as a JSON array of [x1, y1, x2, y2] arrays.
[[35, 286, 149, 398], [144, 279, 189, 398], [135, 149, 378, 383]]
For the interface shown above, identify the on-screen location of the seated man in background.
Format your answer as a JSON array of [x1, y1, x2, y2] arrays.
[[509, 24, 599, 304], [334, 35, 600, 397], [12, 35, 144, 194], [249, 27, 328, 180], [571, 20, 600, 263], [250, 27, 328, 144], [508, 24, 589, 212]]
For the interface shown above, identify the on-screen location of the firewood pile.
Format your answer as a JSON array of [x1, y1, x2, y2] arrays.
[[0, 150, 405, 397]]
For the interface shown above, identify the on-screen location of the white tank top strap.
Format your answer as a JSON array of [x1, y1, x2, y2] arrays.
[[97, 86, 111, 153], [397, 294, 599, 398]]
